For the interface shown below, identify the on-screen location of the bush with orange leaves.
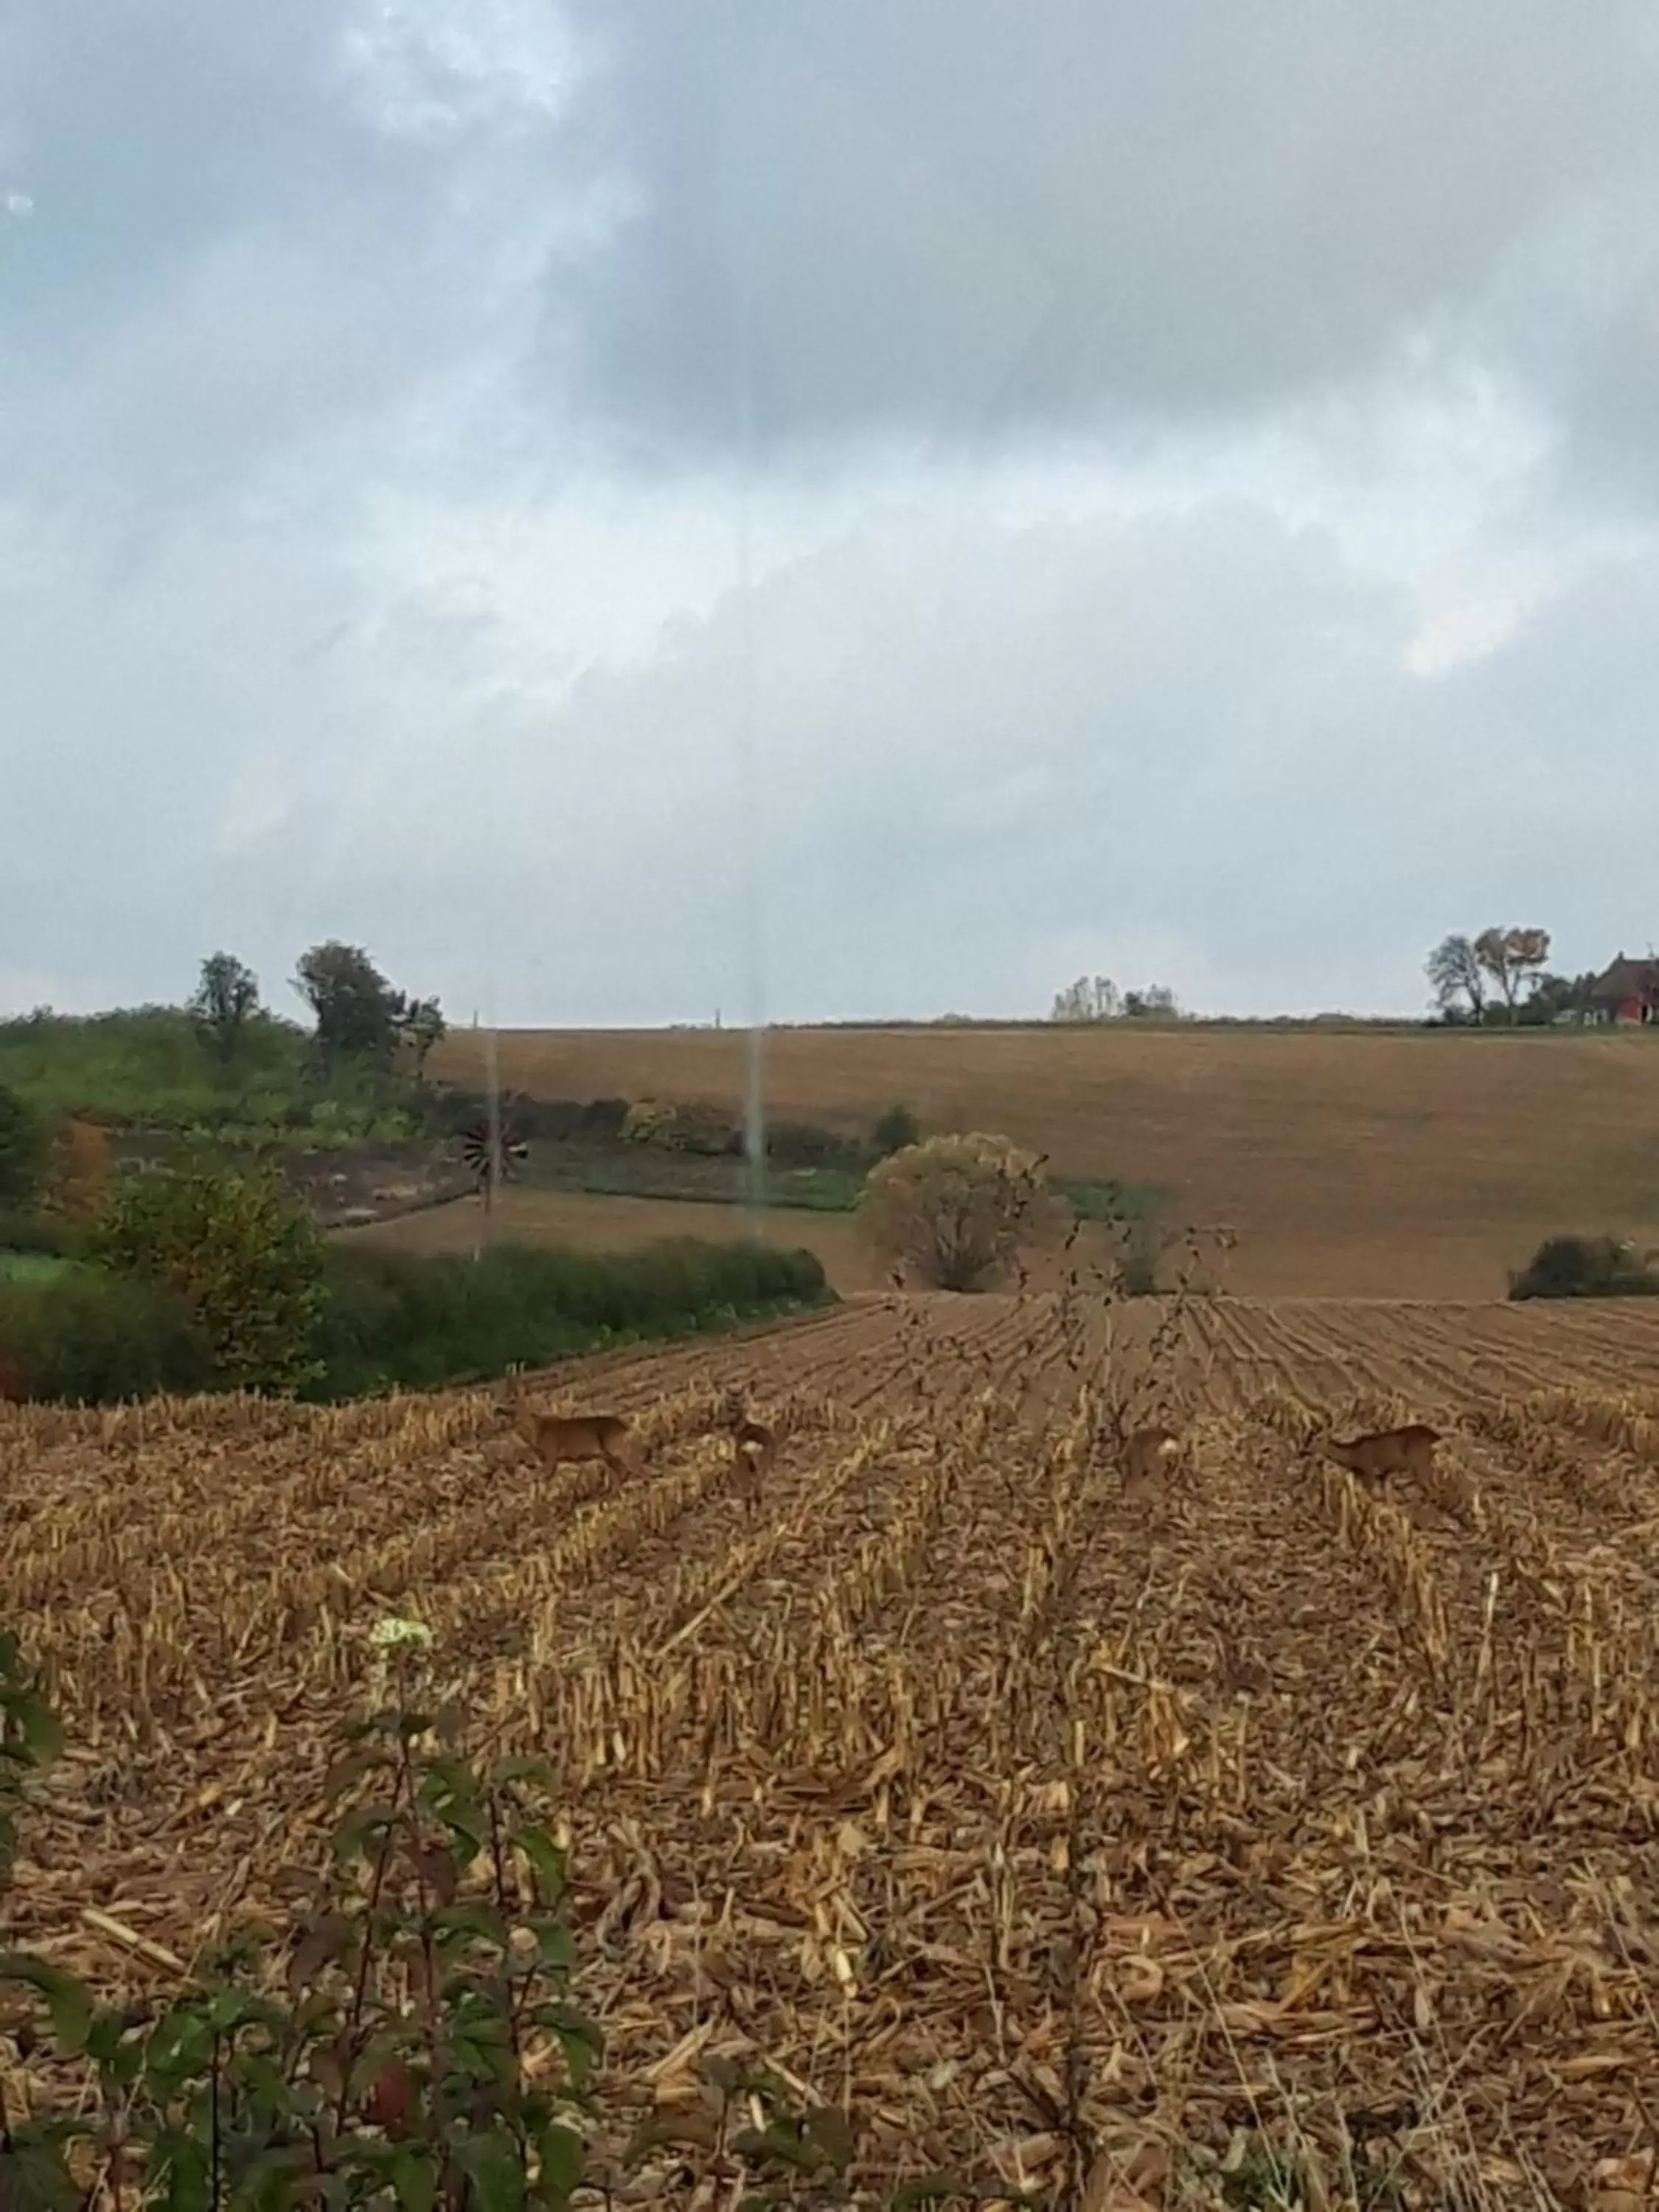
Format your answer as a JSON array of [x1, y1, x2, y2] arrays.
[[856, 1130, 1068, 1291]]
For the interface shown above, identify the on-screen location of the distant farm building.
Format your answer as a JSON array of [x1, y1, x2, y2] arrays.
[[1587, 953, 1659, 1025]]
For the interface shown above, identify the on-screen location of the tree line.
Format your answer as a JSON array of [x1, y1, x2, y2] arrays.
[[189, 941, 446, 1075], [1051, 933, 1616, 1029], [1051, 975, 1182, 1023], [1424, 928, 1599, 1025]]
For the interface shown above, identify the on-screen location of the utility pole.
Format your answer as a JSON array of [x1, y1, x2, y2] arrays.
[[473, 1005, 502, 1263]]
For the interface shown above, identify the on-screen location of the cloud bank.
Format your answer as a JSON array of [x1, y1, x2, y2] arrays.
[[5, 0, 1659, 1020]]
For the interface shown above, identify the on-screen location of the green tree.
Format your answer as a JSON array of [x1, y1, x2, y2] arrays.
[[1520, 970, 1596, 1026], [92, 1158, 325, 1391], [399, 992, 448, 1079], [857, 1130, 1067, 1290], [188, 949, 262, 1065], [870, 1102, 921, 1156], [0, 1083, 42, 1211], [293, 941, 404, 1074], [1122, 983, 1179, 1018]]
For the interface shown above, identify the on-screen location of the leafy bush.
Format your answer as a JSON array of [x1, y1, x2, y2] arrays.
[[0, 1626, 605, 2212], [870, 1103, 921, 1158], [765, 1120, 866, 1169], [0, 1629, 874, 2212], [0, 1083, 42, 1210], [1051, 1175, 1161, 1224], [0, 1208, 71, 1258], [1509, 1234, 1659, 1301], [857, 1131, 1068, 1291], [577, 1096, 631, 1139], [39, 1115, 113, 1229], [0, 1271, 213, 1400], [92, 1157, 327, 1391], [487, 1095, 633, 1144], [0, 1005, 314, 1129], [1106, 1213, 1167, 1297], [317, 1239, 830, 1397], [621, 1101, 740, 1155]]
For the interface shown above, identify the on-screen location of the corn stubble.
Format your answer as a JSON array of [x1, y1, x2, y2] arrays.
[[6, 1293, 1659, 2207]]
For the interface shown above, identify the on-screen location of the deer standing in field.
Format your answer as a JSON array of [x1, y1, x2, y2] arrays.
[[1318, 1423, 1441, 1486], [493, 1371, 642, 1478], [1121, 1424, 1181, 1498], [720, 1387, 776, 1514]]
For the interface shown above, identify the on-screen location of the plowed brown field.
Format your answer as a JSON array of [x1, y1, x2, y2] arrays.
[[432, 1023, 1659, 1297], [9, 1293, 1659, 2204]]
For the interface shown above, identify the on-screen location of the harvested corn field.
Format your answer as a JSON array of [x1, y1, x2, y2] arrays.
[[9, 1292, 1659, 2205]]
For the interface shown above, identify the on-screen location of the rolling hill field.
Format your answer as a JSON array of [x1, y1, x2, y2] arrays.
[[10, 1293, 1659, 2201], [429, 1024, 1659, 1298]]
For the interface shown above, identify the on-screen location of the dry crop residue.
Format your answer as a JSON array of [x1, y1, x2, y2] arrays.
[[7, 1292, 1659, 2205]]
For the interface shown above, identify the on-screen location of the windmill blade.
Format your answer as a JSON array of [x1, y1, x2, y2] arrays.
[[458, 1119, 529, 1182]]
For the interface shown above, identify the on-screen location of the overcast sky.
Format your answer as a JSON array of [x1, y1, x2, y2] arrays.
[[5, 1, 1659, 1023]]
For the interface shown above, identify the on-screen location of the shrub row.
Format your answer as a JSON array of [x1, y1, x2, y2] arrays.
[[0, 1239, 830, 1404], [316, 1239, 830, 1397], [423, 1090, 915, 1172], [0, 1272, 215, 1401], [1508, 1233, 1659, 1300]]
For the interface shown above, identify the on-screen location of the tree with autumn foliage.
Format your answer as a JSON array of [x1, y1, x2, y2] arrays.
[[858, 1130, 1068, 1291]]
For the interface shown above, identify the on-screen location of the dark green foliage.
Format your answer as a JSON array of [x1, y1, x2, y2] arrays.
[[293, 942, 406, 1074], [92, 1158, 327, 1391], [1051, 1175, 1162, 1225], [1509, 1234, 1659, 1301], [0, 1005, 313, 1130], [476, 1095, 635, 1144], [1123, 984, 1180, 1018], [188, 952, 262, 1066], [0, 1230, 827, 1405], [765, 1120, 866, 1169], [0, 1632, 60, 1887], [575, 1096, 630, 1138], [0, 1272, 213, 1401], [0, 1208, 69, 1258], [1517, 971, 1597, 1025], [400, 996, 447, 1078], [870, 1103, 921, 1158], [0, 1083, 43, 1210], [316, 1239, 830, 1397]]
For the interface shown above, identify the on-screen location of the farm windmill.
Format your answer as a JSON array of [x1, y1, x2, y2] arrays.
[[457, 1099, 528, 1248], [457, 1116, 529, 1191]]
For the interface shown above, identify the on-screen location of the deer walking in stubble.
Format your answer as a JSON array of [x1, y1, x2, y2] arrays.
[[720, 1387, 776, 1514], [493, 1371, 642, 1478], [1318, 1423, 1441, 1486]]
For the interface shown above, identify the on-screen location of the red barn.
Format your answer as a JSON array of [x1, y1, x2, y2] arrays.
[[1587, 953, 1659, 1025]]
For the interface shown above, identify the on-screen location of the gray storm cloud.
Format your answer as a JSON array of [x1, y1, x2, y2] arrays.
[[3, 1, 1659, 1020], [547, 0, 1659, 459]]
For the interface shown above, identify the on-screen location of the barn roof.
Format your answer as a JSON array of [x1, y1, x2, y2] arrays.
[[1589, 953, 1659, 1003]]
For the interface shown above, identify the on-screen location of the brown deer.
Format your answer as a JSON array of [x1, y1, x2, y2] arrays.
[[1318, 1424, 1440, 1485], [720, 1387, 776, 1512], [493, 1373, 641, 1478], [1122, 1424, 1181, 1496]]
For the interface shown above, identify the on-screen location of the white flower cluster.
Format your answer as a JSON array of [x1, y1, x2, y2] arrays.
[[369, 1615, 436, 1651]]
